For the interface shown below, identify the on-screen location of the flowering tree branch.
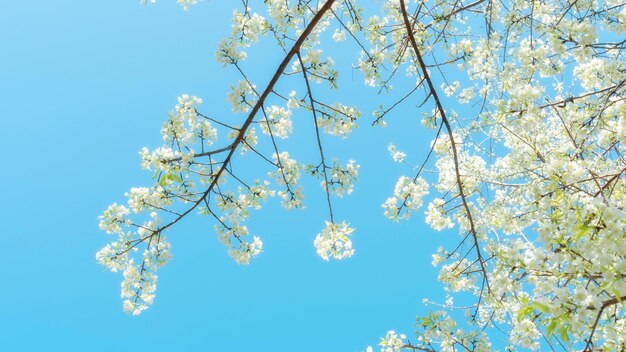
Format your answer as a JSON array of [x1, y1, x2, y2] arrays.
[[99, 1, 626, 350]]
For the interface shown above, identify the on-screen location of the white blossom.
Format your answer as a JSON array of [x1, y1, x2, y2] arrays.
[[314, 221, 355, 261], [387, 144, 406, 163]]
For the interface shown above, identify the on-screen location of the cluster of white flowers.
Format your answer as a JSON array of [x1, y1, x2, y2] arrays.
[[374, 330, 406, 352], [139, 146, 179, 172], [231, 10, 268, 46], [228, 126, 258, 155], [438, 258, 475, 292], [286, 90, 301, 110], [382, 176, 429, 220], [358, 50, 385, 87], [228, 236, 263, 265], [332, 29, 347, 42], [136, 95, 219, 190], [424, 198, 453, 231], [510, 319, 542, 350], [269, 152, 304, 209], [431, 133, 462, 155], [313, 221, 355, 261], [102, 1, 375, 318], [217, 38, 247, 65], [361, 0, 626, 348], [574, 58, 618, 90], [212, 181, 274, 262], [320, 159, 360, 197], [316, 103, 360, 138], [125, 187, 168, 213], [380, 330, 406, 352], [442, 81, 460, 97], [295, 49, 339, 87], [98, 206, 172, 315], [216, 7, 270, 66], [161, 95, 216, 145], [99, 203, 130, 235], [261, 105, 293, 139], [387, 144, 406, 163], [264, 0, 303, 32], [227, 80, 257, 113]]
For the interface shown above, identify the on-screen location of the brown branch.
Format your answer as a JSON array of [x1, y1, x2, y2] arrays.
[[398, 0, 490, 289], [151, 0, 338, 236], [297, 51, 335, 223], [584, 295, 626, 351], [164, 144, 233, 163]]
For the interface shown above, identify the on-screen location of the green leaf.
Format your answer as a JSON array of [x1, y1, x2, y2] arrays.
[[517, 305, 533, 322], [559, 326, 570, 344], [613, 288, 623, 304], [532, 301, 551, 313], [158, 173, 182, 186], [546, 319, 558, 337], [573, 223, 591, 241], [170, 173, 183, 183]]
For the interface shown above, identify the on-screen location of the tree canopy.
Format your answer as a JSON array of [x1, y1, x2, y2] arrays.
[[99, 0, 626, 350]]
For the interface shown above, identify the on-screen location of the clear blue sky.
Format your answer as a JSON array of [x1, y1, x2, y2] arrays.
[[0, 1, 453, 350]]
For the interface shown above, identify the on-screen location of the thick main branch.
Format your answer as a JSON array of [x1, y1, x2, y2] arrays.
[[398, 0, 490, 288]]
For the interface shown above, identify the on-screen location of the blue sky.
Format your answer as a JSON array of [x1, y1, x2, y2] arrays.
[[0, 1, 457, 350]]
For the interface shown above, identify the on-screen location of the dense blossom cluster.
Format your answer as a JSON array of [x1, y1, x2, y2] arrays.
[[102, 0, 626, 350], [382, 176, 429, 220], [360, 0, 626, 349], [100, 0, 365, 315], [376, 330, 407, 352], [313, 221, 355, 261]]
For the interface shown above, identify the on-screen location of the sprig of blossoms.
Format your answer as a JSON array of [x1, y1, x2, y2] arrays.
[[310, 159, 360, 197], [269, 151, 304, 209], [227, 80, 257, 113], [314, 221, 355, 261], [228, 236, 263, 265], [387, 144, 406, 163], [161, 95, 216, 146], [377, 330, 407, 352], [101, 1, 371, 319], [382, 176, 429, 220], [380, 330, 406, 352], [261, 105, 293, 139], [316, 103, 361, 138], [425, 198, 454, 231]]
